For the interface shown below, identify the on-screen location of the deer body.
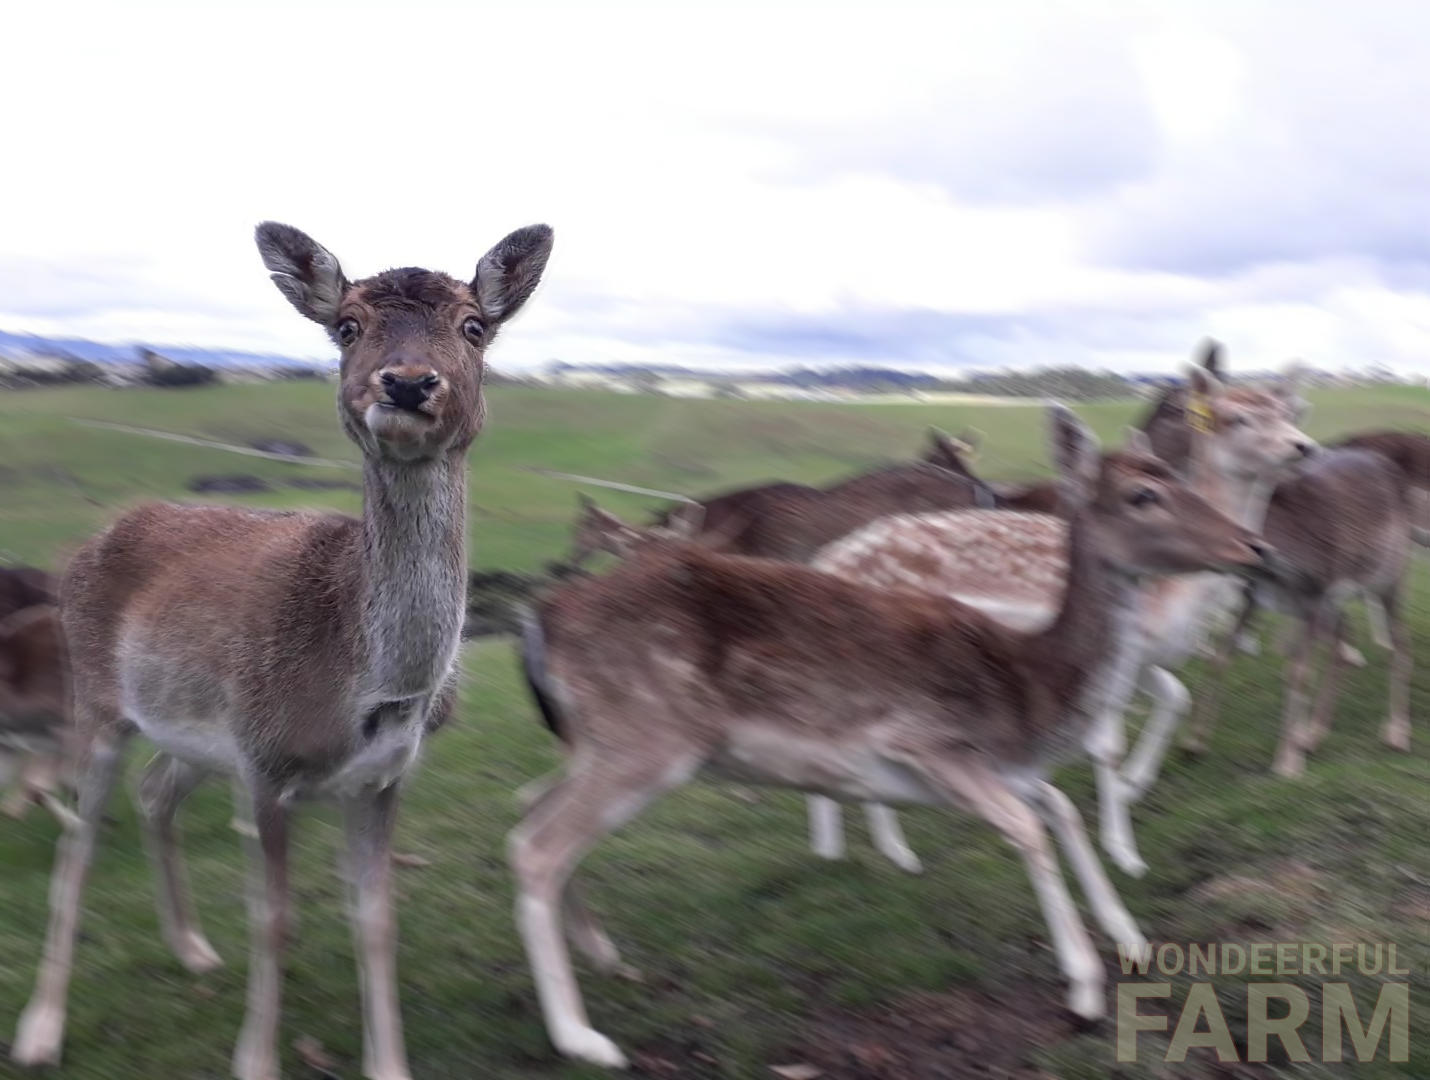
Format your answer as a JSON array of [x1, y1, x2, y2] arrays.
[[512, 408, 1265, 1067], [805, 359, 1311, 876], [1189, 447, 1413, 776], [13, 222, 552, 1080]]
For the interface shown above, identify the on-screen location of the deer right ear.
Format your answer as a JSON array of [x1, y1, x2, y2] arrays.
[[1047, 405, 1100, 508], [1195, 337, 1225, 378], [254, 222, 348, 326], [473, 224, 555, 326]]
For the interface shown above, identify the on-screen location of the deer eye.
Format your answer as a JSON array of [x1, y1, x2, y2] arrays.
[[336, 318, 361, 347], [1129, 486, 1160, 507], [462, 316, 485, 344]]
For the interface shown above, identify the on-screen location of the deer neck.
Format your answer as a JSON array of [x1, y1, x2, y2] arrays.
[[1030, 512, 1144, 737], [358, 452, 467, 702]]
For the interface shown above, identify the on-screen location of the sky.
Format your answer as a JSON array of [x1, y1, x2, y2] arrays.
[[4, 0, 1430, 375]]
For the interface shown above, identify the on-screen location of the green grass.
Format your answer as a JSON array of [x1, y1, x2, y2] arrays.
[[0, 381, 1427, 1078]]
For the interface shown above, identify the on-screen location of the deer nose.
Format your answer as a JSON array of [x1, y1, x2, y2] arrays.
[[379, 369, 441, 411], [1293, 439, 1317, 459]]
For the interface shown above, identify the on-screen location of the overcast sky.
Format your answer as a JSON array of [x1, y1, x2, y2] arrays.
[[5, 0, 1430, 374]]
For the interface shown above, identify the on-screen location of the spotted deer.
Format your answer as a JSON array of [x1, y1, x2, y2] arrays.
[[803, 357, 1312, 876], [1188, 443, 1417, 776], [12, 220, 553, 1080], [645, 429, 998, 560], [511, 406, 1267, 1067]]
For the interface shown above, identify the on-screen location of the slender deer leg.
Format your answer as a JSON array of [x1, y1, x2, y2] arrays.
[[1272, 610, 1323, 779], [135, 752, 222, 974], [1381, 586, 1412, 752], [1119, 666, 1191, 801], [1364, 589, 1393, 651], [517, 768, 636, 973], [230, 775, 258, 840], [864, 803, 922, 874], [892, 753, 1103, 1019], [1085, 704, 1145, 878], [13, 723, 130, 1066], [232, 780, 290, 1080], [28, 753, 82, 831], [0, 749, 25, 819], [1302, 611, 1349, 752], [807, 795, 846, 860], [508, 747, 697, 1067], [1032, 781, 1146, 951], [342, 783, 411, 1080], [1185, 592, 1258, 753]]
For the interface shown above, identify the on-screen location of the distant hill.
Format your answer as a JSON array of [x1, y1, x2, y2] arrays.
[[0, 329, 332, 371]]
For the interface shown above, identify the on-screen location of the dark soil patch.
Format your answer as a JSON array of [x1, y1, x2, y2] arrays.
[[772, 987, 1073, 1080], [285, 477, 361, 492], [188, 474, 273, 494]]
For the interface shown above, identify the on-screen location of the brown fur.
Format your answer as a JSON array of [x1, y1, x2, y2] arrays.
[[13, 222, 553, 1080], [511, 409, 1264, 1065], [1190, 448, 1414, 774], [0, 566, 54, 620]]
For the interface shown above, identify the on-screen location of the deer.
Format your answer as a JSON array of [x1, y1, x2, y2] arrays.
[[799, 353, 1312, 876], [0, 605, 78, 829], [510, 405, 1269, 1067], [11, 220, 553, 1080], [921, 427, 1063, 514], [1187, 444, 1417, 776], [644, 429, 999, 561]]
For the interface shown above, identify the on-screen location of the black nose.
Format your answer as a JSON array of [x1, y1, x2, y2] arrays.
[[1294, 441, 1316, 458], [380, 371, 440, 411]]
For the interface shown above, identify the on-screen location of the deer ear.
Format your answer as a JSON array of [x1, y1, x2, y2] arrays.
[[1122, 427, 1154, 457], [1047, 405, 1099, 508], [1195, 337, 1225, 378], [1274, 361, 1311, 422], [473, 224, 554, 326], [577, 493, 597, 511], [668, 501, 706, 537], [1186, 364, 1224, 400], [254, 222, 348, 326]]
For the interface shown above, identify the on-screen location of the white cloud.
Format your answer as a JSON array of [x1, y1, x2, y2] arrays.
[[3, 0, 1430, 374]]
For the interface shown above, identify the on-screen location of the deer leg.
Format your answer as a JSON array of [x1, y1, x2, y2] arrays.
[[1185, 590, 1259, 753], [1302, 611, 1349, 752], [232, 779, 290, 1080], [1272, 611, 1322, 779], [0, 748, 30, 820], [1031, 780, 1146, 951], [807, 795, 846, 861], [891, 753, 1103, 1019], [508, 746, 698, 1067], [517, 768, 637, 972], [1084, 702, 1145, 878], [1381, 586, 1412, 752], [28, 753, 82, 831], [342, 783, 411, 1080], [864, 803, 922, 874], [1119, 666, 1191, 802], [135, 752, 222, 973], [12, 722, 130, 1067], [230, 775, 258, 840]]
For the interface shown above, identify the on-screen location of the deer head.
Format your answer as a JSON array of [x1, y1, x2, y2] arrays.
[[922, 427, 981, 476], [568, 498, 705, 566], [1193, 363, 1316, 482], [1049, 407, 1268, 579], [255, 222, 553, 463]]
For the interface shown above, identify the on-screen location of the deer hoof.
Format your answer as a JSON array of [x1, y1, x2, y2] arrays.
[[556, 1028, 629, 1069], [1271, 752, 1305, 780], [173, 931, 223, 974], [1066, 980, 1104, 1021], [12, 1002, 65, 1066], [1382, 721, 1411, 752]]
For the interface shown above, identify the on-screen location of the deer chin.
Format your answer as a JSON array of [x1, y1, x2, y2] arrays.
[[363, 403, 439, 459]]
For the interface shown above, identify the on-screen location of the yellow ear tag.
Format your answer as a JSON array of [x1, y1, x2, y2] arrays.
[[1186, 391, 1213, 435]]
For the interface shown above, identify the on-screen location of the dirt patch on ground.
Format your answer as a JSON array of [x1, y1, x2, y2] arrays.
[[1189, 859, 1323, 905], [775, 987, 1073, 1079], [189, 474, 273, 494]]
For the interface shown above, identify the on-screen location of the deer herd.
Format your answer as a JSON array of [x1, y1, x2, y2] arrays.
[[0, 226, 1424, 1078]]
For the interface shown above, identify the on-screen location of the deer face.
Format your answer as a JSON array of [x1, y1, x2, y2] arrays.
[[1202, 381, 1315, 482], [255, 222, 553, 463], [1048, 408, 1267, 579]]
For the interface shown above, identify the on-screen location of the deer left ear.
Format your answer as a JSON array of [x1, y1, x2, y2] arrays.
[[472, 224, 555, 326], [1122, 427, 1154, 457], [1047, 405, 1100, 509]]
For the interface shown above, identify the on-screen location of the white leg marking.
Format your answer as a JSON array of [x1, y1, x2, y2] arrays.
[[864, 803, 922, 874], [807, 795, 846, 861]]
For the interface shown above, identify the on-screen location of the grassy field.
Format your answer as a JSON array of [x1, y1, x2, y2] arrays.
[[0, 381, 1427, 1079]]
